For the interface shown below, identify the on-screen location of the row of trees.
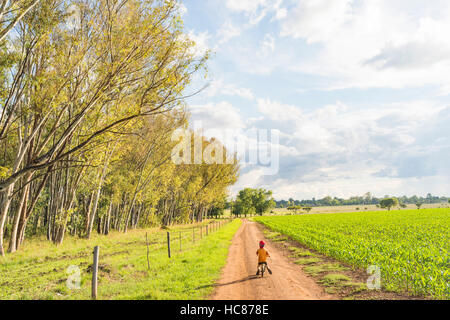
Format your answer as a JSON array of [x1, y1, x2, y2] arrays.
[[276, 193, 449, 208], [379, 198, 450, 210], [279, 197, 449, 212], [231, 188, 275, 217], [0, 0, 239, 255], [286, 205, 311, 214]]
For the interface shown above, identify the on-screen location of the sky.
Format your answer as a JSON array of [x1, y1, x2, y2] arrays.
[[179, 0, 450, 200]]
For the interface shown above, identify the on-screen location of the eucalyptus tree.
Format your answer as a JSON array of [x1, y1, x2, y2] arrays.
[[0, 0, 208, 254]]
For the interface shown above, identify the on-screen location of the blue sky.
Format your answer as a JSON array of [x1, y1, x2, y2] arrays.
[[180, 0, 450, 200]]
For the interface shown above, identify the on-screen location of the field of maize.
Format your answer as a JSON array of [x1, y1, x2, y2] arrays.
[[254, 208, 449, 299]]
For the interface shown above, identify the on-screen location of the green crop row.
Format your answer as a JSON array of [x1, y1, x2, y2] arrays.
[[255, 208, 449, 299]]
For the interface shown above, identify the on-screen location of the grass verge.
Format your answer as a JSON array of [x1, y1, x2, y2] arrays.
[[0, 219, 241, 300]]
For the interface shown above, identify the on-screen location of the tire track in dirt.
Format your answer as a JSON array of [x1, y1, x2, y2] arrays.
[[211, 220, 335, 300]]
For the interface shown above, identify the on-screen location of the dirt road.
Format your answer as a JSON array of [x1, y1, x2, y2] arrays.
[[211, 220, 333, 300]]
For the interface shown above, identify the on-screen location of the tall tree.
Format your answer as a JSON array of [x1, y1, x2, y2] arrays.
[[0, 0, 217, 255]]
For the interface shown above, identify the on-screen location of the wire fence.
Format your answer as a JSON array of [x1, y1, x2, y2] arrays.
[[151, 219, 233, 254], [0, 218, 235, 299]]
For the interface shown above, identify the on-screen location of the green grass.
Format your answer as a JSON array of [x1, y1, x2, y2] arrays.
[[319, 274, 366, 292], [303, 263, 349, 276], [255, 208, 450, 299], [318, 274, 366, 295], [269, 235, 289, 242], [294, 257, 322, 265], [319, 273, 351, 286], [0, 219, 241, 300], [287, 247, 316, 258]]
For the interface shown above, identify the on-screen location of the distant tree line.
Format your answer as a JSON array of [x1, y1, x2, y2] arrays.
[[275, 192, 449, 208]]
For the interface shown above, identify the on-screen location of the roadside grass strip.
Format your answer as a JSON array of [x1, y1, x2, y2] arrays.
[[0, 219, 242, 300]]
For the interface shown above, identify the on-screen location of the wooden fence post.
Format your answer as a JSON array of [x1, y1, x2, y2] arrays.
[[92, 246, 99, 300], [206, 224, 208, 236], [167, 232, 171, 258], [200, 225, 203, 239]]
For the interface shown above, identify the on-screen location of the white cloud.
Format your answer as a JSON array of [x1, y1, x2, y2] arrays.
[[225, 0, 267, 13], [273, 7, 287, 21], [182, 1, 450, 199], [261, 33, 275, 54], [365, 41, 450, 70], [280, 0, 450, 91], [269, 175, 450, 200], [281, 0, 352, 43], [222, 33, 292, 75], [217, 21, 241, 44], [248, 98, 449, 198], [204, 79, 254, 100], [225, 0, 285, 25], [189, 95, 449, 199], [189, 101, 246, 132], [231, 167, 267, 195], [257, 99, 303, 122]]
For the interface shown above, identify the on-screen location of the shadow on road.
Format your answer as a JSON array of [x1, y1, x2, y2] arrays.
[[196, 275, 259, 290]]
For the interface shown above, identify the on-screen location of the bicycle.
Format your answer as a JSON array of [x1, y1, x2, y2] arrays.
[[257, 263, 267, 277], [257, 262, 272, 277]]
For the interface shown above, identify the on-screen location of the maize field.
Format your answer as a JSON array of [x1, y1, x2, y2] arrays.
[[255, 208, 449, 299]]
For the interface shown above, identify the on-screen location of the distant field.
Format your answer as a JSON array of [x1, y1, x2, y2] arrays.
[[0, 219, 241, 300], [255, 209, 450, 299], [271, 202, 448, 215], [223, 202, 448, 217]]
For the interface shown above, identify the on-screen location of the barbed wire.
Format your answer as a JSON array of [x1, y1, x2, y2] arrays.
[[1, 219, 233, 290]]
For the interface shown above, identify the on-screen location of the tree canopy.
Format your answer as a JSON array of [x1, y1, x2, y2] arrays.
[[232, 188, 275, 217], [0, 0, 238, 255], [379, 198, 399, 211]]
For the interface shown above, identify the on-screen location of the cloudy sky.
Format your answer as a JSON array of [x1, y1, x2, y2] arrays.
[[180, 0, 450, 200]]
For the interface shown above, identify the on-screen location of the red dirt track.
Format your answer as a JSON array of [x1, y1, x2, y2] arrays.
[[211, 220, 333, 300]]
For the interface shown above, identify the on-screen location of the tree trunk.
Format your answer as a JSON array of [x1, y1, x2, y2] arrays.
[[8, 178, 30, 253], [85, 191, 94, 238], [0, 184, 14, 256], [32, 212, 39, 236], [104, 202, 112, 235]]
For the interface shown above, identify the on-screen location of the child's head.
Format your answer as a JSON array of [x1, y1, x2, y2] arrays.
[[259, 240, 265, 248]]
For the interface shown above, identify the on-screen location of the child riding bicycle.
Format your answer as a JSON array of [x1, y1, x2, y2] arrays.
[[256, 240, 272, 275]]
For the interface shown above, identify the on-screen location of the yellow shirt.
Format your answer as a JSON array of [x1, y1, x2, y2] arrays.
[[256, 248, 270, 263]]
